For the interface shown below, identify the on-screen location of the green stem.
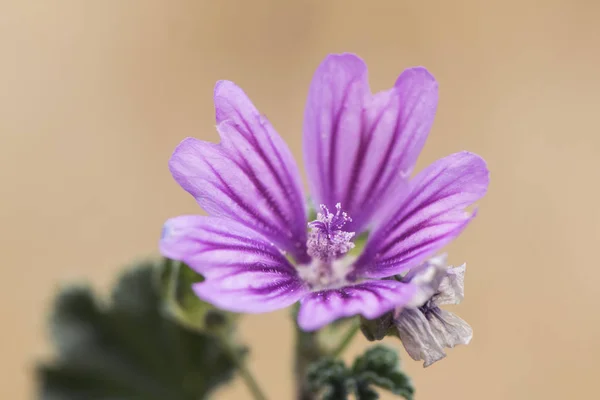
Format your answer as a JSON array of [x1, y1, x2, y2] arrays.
[[222, 338, 268, 400], [330, 319, 361, 359], [294, 328, 321, 400]]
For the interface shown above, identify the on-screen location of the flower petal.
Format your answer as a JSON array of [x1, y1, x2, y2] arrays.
[[296, 280, 417, 331], [428, 309, 473, 351], [303, 53, 438, 232], [353, 152, 489, 279], [395, 307, 473, 367], [402, 257, 449, 307], [435, 263, 466, 305], [169, 81, 308, 262], [395, 308, 447, 367], [160, 215, 309, 313]]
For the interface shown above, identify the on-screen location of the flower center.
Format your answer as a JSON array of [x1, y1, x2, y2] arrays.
[[299, 203, 355, 289], [307, 203, 355, 262]]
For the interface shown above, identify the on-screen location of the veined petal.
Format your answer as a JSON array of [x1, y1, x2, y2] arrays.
[[394, 308, 447, 367], [395, 308, 473, 367], [428, 309, 473, 350], [192, 271, 306, 314], [296, 280, 417, 331], [160, 215, 309, 313], [169, 81, 308, 262], [303, 53, 438, 233], [394, 256, 472, 367], [435, 263, 466, 305], [402, 258, 449, 307], [303, 54, 367, 217], [353, 152, 489, 279]]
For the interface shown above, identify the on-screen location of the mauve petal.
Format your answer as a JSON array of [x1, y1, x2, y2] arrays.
[[192, 272, 307, 314], [303, 54, 367, 217], [296, 280, 417, 331], [169, 81, 308, 262], [160, 215, 309, 313], [353, 152, 489, 279], [303, 53, 438, 233]]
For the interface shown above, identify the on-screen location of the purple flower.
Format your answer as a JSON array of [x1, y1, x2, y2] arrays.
[[160, 53, 489, 332], [394, 255, 472, 367]]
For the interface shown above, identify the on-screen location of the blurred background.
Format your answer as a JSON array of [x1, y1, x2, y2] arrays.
[[1, 0, 599, 399]]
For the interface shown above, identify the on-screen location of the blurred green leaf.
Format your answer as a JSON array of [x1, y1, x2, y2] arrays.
[[352, 346, 414, 400], [306, 345, 413, 400], [307, 359, 351, 400], [37, 260, 239, 400]]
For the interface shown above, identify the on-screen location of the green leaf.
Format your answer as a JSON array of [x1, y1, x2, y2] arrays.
[[306, 345, 414, 400], [353, 346, 414, 400], [37, 260, 238, 400], [307, 359, 352, 400]]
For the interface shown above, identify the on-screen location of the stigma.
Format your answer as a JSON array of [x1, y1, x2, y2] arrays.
[[307, 203, 355, 263]]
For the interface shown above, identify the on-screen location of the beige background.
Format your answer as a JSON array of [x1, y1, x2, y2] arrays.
[[1, 1, 599, 399]]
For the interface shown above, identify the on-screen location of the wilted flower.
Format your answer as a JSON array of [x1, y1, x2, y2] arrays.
[[160, 53, 489, 331], [394, 254, 473, 367]]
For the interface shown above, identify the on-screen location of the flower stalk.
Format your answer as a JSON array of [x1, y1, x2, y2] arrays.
[[330, 319, 361, 359], [294, 327, 322, 400]]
